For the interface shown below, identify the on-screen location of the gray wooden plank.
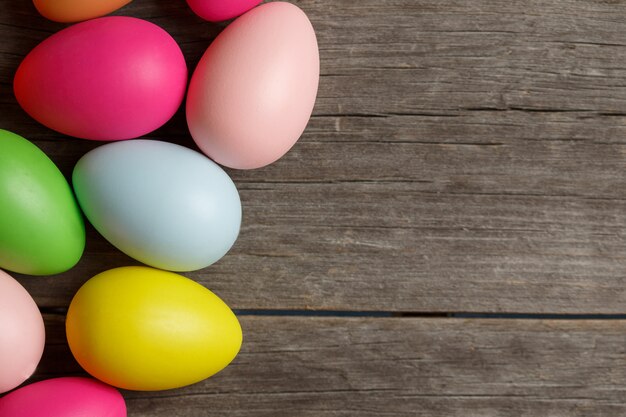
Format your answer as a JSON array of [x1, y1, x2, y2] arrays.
[[15, 182, 626, 313], [34, 315, 626, 416], [1, 0, 626, 313], [25, 137, 626, 198]]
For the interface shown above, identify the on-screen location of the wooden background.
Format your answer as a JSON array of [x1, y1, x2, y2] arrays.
[[2, 0, 626, 415]]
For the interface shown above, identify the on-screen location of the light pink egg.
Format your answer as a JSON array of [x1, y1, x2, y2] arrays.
[[0, 377, 126, 417], [14, 16, 187, 141], [186, 0, 262, 22], [0, 270, 45, 394], [186, 2, 320, 169]]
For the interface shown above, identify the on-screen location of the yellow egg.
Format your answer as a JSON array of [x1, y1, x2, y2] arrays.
[[33, 0, 132, 23], [66, 266, 242, 391]]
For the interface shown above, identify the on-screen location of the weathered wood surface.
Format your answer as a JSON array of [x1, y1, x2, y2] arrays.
[[3, 1, 626, 415], [3, 1, 626, 313], [37, 314, 626, 416], [2, 1, 626, 313]]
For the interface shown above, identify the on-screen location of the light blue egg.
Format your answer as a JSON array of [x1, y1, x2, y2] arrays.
[[72, 140, 241, 271]]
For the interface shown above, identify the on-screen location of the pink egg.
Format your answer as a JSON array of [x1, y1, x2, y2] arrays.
[[186, 0, 262, 22], [186, 2, 320, 169], [14, 17, 187, 141], [0, 377, 126, 417], [0, 270, 45, 394]]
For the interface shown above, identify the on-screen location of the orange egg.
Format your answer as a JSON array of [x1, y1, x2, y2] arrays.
[[33, 0, 132, 23]]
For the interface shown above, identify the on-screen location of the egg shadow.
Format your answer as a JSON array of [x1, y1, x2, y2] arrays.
[[29, 314, 87, 383]]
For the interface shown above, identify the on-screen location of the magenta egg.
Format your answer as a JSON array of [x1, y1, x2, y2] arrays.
[[0, 377, 126, 417], [186, 2, 320, 169], [186, 0, 262, 22], [14, 16, 187, 141]]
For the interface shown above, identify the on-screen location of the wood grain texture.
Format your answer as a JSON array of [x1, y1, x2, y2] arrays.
[[2, 0, 626, 313], [4, 2, 626, 414], [36, 314, 626, 416]]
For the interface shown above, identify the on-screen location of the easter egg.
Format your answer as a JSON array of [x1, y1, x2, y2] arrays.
[[14, 17, 187, 141], [33, 0, 132, 23], [186, 2, 319, 169], [66, 266, 242, 391], [0, 129, 85, 275], [186, 0, 262, 22], [0, 270, 45, 394], [72, 140, 241, 271], [0, 377, 126, 417]]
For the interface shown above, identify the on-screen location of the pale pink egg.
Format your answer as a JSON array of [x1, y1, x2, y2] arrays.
[[186, 0, 262, 22], [0, 377, 126, 417], [186, 2, 320, 169], [14, 17, 187, 141], [0, 270, 45, 394]]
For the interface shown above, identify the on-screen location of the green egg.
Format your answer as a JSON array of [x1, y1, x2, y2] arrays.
[[0, 129, 85, 275]]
